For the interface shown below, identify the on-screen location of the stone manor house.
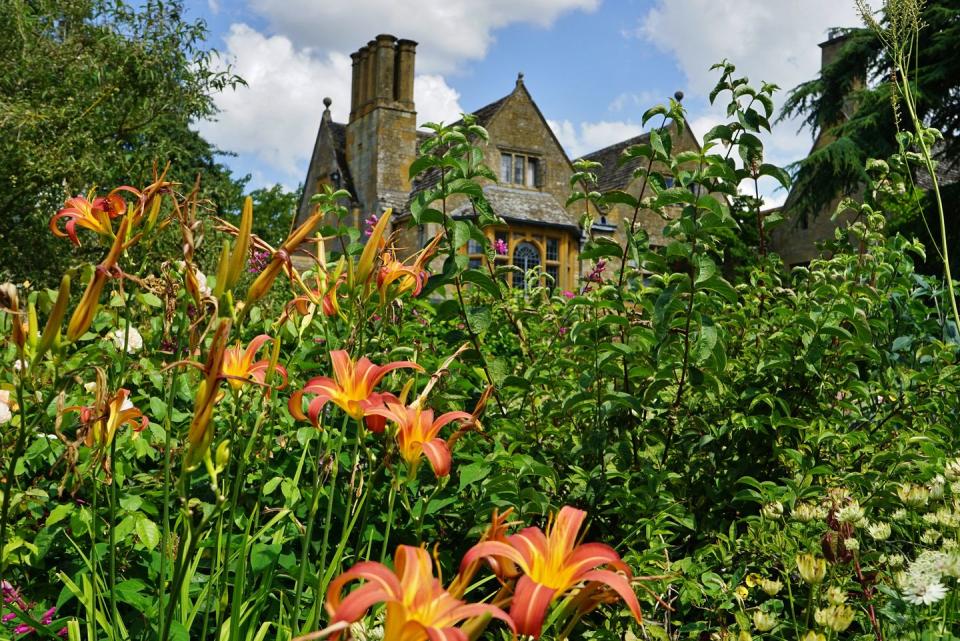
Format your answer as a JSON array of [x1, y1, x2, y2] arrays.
[[295, 33, 706, 291]]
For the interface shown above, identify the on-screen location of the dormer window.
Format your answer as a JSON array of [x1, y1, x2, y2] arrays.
[[500, 151, 541, 188]]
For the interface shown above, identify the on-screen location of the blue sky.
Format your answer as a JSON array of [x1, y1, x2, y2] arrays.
[[184, 0, 865, 206]]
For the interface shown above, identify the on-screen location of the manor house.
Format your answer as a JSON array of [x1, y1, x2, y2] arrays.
[[295, 34, 703, 290]]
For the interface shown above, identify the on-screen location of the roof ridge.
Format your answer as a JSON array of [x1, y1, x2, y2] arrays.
[[582, 131, 651, 159]]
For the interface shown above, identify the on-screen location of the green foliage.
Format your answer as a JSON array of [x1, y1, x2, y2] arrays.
[[0, 34, 959, 641], [0, 0, 248, 285]]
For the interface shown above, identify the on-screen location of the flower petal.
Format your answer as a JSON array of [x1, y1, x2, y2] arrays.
[[579, 569, 642, 624], [421, 438, 452, 477], [509, 575, 556, 639]]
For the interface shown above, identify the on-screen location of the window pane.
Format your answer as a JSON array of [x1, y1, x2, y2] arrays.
[[467, 238, 483, 254], [526, 158, 538, 186], [546, 238, 559, 261], [514, 156, 525, 184], [469, 257, 482, 269], [500, 154, 512, 183], [512, 241, 540, 289]]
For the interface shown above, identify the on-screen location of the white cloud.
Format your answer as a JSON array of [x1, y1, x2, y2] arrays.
[[414, 75, 464, 126], [634, 0, 865, 204], [548, 119, 645, 159], [196, 24, 464, 189], [247, 0, 599, 74]]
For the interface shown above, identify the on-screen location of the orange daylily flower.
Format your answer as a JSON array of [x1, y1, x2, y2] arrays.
[[65, 375, 147, 480], [459, 505, 642, 638], [49, 191, 127, 246], [449, 508, 520, 599], [288, 350, 422, 425], [221, 334, 288, 391], [377, 232, 444, 301], [364, 400, 471, 478], [323, 545, 515, 641]]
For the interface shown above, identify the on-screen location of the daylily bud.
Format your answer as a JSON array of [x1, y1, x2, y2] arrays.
[[0, 283, 25, 351], [33, 274, 71, 363], [185, 319, 231, 469], [27, 301, 39, 349], [67, 218, 129, 342], [215, 439, 231, 470], [355, 208, 392, 286], [211, 239, 231, 300], [225, 196, 253, 290]]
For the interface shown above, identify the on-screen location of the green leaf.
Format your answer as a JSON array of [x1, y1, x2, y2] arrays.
[[451, 220, 471, 250], [458, 461, 491, 491], [758, 163, 791, 189], [461, 269, 501, 298], [46, 503, 74, 527], [408, 155, 439, 179], [135, 516, 160, 551]]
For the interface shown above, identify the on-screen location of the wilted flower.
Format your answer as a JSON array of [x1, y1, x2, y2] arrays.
[[111, 326, 143, 354], [797, 554, 827, 585], [752, 610, 777, 632], [761, 502, 783, 520], [867, 521, 891, 540], [814, 604, 855, 632]]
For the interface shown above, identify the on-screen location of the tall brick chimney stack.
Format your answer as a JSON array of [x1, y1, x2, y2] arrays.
[[345, 35, 419, 218]]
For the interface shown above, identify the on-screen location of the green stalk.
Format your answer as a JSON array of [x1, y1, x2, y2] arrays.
[[380, 479, 399, 563], [90, 474, 99, 641], [291, 435, 328, 636], [108, 438, 118, 640]]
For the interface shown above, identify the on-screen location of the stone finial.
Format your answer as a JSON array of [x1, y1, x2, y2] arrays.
[[323, 97, 332, 108], [674, 90, 684, 102], [516, 72, 524, 87]]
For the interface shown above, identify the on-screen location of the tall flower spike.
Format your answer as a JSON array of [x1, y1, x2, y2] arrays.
[[364, 400, 470, 478], [221, 334, 288, 391], [323, 545, 515, 641], [67, 217, 130, 342], [288, 350, 422, 425], [460, 505, 642, 638]]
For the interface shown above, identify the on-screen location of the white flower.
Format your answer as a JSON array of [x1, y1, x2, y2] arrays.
[[837, 501, 866, 526], [843, 537, 860, 552], [111, 326, 143, 353], [196, 270, 211, 297], [929, 474, 946, 500], [13, 359, 27, 372], [761, 502, 784, 519], [945, 457, 960, 481], [902, 580, 948, 606], [892, 508, 908, 521], [867, 521, 891, 540], [0, 396, 11, 425], [793, 502, 820, 523], [920, 529, 941, 545]]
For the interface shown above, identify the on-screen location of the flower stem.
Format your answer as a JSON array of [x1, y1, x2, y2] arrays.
[[291, 434, 327, 636]]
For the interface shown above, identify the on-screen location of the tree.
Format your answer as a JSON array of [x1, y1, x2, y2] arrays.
[[247, 183, 303, 247], [0, 0, 248, 284], [780, 0, 960, 274]]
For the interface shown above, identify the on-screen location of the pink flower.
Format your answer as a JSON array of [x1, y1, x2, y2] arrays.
[[494, 238, 508, 255], [561, 290, 574, 299], [363, 214, 379, 237], [2, 613, 15, 623], [247, 249, 271, 274], [13, 624, 33, 634], [41, 607, 56, 625], [558, 326, 568, 336]]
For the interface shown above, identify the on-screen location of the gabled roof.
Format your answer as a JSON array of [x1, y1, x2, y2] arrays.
[[581, 133, 652, 193], [450, 184, 579, 232], [295, 102, 356, 223]]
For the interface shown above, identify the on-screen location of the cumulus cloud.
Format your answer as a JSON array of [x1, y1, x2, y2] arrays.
[[548, 119, 645, 159], [247, 0, 599, 74], [196, 24, 463, 188], [633, 0, 864, 204]]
